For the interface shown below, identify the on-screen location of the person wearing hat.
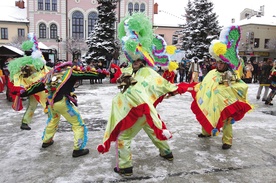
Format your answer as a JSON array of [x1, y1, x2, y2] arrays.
[[188, 25, 252, 150], [97, 12, 189, 176]]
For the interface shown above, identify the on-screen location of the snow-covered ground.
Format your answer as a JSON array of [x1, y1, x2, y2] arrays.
[[0, 79, 275, 183]]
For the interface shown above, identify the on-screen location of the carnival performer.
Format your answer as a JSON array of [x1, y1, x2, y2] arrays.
[[109, 63, 122, 83], [20, 61, 101, 157], [188, 25, 252, 149], [162, 61, 179, 83], [7, 33, 49, 130], [97, 12, 189, 176]]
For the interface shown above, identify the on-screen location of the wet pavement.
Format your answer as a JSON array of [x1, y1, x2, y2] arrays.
[[0, 80, 275, 183]]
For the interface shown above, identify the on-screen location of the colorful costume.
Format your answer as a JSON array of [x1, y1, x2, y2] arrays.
[[97, 12, 187, 176], [109, 63, 122, 83], [189, 25, 252, 149], [21, 61, 100, 157], [7, 33, 49, 130]]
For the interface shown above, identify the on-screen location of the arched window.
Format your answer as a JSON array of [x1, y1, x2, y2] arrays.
[[38, 0, 43, 10], [52, 0, 57, 11], [134, 3, 139, 12], [140, 3, 145, 12], [72, 11, 84, 39], [39, 23, 46, 38], [128, 3, 133, 15], [88, 12, 98, 35], [45, 0, 50, 10], [50, 24, 57, 39]]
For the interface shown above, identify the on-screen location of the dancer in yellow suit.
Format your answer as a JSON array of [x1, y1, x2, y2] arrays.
[[97, 13, 189, 176], [8, 33, 49, 130], [188, 25, 252, 150], [21, 61, 102, 157]]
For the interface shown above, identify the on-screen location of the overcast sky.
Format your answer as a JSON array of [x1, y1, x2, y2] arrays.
[[155, 0, 276, 27]]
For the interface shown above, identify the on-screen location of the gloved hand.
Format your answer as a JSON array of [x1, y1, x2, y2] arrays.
[[20, 89, 27, 97]]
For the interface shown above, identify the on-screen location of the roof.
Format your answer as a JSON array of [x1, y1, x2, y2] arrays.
[[237, 15, 276, 26], [153, 10, 185, 27], [38, 42, 50, 50], [0, 5, 28, 23], [0, 45, 24, 57]]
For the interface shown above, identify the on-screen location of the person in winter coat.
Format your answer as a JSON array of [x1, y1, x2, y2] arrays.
[[265, 61, 276, 105], [256, 60, 273, 101]]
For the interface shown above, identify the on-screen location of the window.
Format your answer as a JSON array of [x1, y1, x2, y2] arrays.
[[18, 29, 25, 37], [264, 39, 270, 49], [1, 28, 8, 39], [52, 0, 57, 11], [38, 0, 43, 10], [159, 34, 164, 38], [172, 35, 178, 45], [88, 12, 98, 35], [134, 3, 139, 12], [45, 0, 50, 10], [128, 3, 133, 15], [72, 11, 84, 39], [140, 3, 145, 12], [50, 24, 57, 39], [254, 38, 259, 48], [39, 23, 47, 38]]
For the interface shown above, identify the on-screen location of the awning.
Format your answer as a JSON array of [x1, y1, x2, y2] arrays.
[[0, 45, 24, 57], [38, 42, 50, 50]]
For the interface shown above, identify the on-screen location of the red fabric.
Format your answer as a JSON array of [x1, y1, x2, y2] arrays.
[[176, 82, 197, 94], [98, 103, 171, 153], [110, 63, 122, 83], [162, 70, 175, 83], [0, 76, 5, 92], [190, 89, 252, 134]]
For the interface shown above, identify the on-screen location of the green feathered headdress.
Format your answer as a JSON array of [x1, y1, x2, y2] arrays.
[[8, 33, 46, 81], [118, 12, 171, 67]]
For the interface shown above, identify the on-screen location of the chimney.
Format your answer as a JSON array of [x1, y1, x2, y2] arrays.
[[15, 0, 25, 9], [154, 3, 158, 14]]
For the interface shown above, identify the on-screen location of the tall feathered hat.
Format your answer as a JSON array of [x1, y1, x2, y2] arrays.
[[209, 25, 241, 71], [8, 33, 46, 81], [118, 12, 173, 67]]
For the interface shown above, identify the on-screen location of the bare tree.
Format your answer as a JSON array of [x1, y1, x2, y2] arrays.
[[7, 36, 27, 49], [63, 38, 88, 60]]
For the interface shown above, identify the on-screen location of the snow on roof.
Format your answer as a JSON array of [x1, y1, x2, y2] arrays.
[[153, 10, 185, 27], [237, 15, 276, 26], [0, 5, 28, 23], [2, 45, 24, 55], [38, 42, 50, 50]]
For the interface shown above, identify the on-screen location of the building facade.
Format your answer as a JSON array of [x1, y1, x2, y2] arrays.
[[238, 6, 276, 62]]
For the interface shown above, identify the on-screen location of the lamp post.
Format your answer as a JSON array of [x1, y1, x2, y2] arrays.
[[56, 36, 62, 62]]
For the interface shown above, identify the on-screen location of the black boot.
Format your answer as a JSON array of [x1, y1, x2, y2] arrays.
[[198, 133, 211, 138], [114, 167, 133, 176], [20, 123, 31, 130], [72, 149, 89, 158], [160, 152, 174, 161], [222, 143, 232, 150], [42, 140, 54, 148]]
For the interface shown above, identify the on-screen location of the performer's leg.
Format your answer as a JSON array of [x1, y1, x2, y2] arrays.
[[256, 85, 263, 99], [143, 122, 172, 158], [116, 117, 144, 169], [54, 98, 88, 151], [222, 118, 232, 149], [21, 95, 39, 130], [42, 104, 60, 144]]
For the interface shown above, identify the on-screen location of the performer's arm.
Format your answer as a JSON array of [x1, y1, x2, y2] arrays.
[[20, 82, 45, 97]]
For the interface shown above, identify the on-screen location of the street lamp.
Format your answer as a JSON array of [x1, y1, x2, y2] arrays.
[[56, 35, 62, 62]]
